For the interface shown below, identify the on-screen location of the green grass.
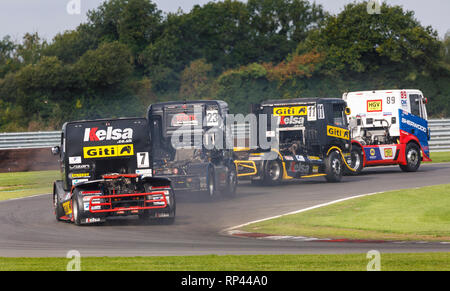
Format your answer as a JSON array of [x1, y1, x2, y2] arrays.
[[0, 253, 449, 271], [430, 151, 450, 163], [243, 184, 450, 242], [0, 170, 59, 201]]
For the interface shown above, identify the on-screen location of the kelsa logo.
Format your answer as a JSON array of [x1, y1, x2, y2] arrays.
[[273, 106, 307, 116], [84, 127, 133, 142], [83, 144, 134, 159], [367, 100, 382, 112], [280, 116, 304, 126], [327, 125, 350, 140]]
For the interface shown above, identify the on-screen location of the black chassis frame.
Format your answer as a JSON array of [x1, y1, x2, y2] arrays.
[[147, 100, 236, 194], [52, 117, 175, 225], [241, 98, 352, 181]]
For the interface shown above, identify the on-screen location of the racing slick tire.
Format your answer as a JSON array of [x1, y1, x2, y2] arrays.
[[53, 181, 65, 221], [400, 142, 421, 172], [345, 146, 364, 175], [205, 168, 217, 199], [71, 188, 83, 226], [325, 150, 343, 183], [222, 166, 238, 197], [263, 160, 283, 186]]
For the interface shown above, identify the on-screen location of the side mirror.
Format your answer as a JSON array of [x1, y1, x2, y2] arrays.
[[345, 107, 352, 116], [51, 146, 60, 156]]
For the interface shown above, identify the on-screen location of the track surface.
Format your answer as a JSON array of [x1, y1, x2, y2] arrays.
[[1, 163, 450, 257]]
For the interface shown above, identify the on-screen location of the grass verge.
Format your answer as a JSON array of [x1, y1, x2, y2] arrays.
[[430, 151, 450, 164], [0, 253, 449, 271], [0, 170, 59, 201], [243, 184, 450, 242]]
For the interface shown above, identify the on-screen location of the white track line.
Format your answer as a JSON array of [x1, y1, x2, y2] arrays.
[[0, 193, 49, 203], [224, 191, 383, 232]]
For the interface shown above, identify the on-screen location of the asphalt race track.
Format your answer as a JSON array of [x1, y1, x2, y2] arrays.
[[1, 163, 450, 257]]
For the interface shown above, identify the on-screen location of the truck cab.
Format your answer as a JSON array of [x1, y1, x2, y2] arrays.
[[236, 98, 354, 184], [343, 89, 431, 173], [147, 100, 237, 198], [52, 118, 176, 225]]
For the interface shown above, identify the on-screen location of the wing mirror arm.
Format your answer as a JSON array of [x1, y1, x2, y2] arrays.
[[51, 146, 60, 156]]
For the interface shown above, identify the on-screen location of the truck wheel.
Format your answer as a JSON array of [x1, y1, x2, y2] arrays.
[[53, 183, 65, 221], [346, 147, 363, 175], [206, 169, 216, 198], [325, 151, 343, 183], [223, 167, 238, 197], [71, 189, 83, 226], [400, 143, 421, 172], [263, 160, 283, 186], [160, 188, 176, 225]]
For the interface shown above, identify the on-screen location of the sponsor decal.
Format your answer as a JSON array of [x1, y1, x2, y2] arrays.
[[85, 218, 102, 223], [171, 113, 198, 126], [69, 164, 90, 170], [295, 155, 305, 162], [83, 144, 134, 159], [136, 169, 153, 177], [370, 149, 376, 156], [83, 127, 133, 143], [62, 201, 72, 215], [367, 100, 382, 112], [401, 118, 427, 133], [273, 106, 307, 117], [384, 148, 393, 158], [284, 156, 294, 161], [69, 156, 82, 165], [72, 179, 88, 186], [71, 173, 90, 179], [327, 125, 350, 140], [279, 116, 304, 126]]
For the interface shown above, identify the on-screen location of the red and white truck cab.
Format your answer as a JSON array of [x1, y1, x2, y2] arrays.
[[343, 89, 431, 173]]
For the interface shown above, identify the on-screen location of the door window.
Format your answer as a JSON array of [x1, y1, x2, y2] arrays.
[[409, 94, 421, 117]]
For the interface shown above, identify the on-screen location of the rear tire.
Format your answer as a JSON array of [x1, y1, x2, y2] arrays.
[[400, 143, 421, 172], [325, 151, 343, 183], [223, 167, 238, 197], [346, 146, 364, 175], [205, 169, 216, 198], [53, 182, 65, 221]]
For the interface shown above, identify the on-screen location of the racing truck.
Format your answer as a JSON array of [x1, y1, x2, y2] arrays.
[[235, 98, 355, 185], [51, 117, 176, 225], [147, 100, 238, 198], [343, 89, 432, 174]]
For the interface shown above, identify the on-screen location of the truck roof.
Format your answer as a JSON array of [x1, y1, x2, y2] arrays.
[[260, 98, 344, 107], [62, 117, 146, 132], [148, 100, 228, 111], [345, 89, 422, 96]]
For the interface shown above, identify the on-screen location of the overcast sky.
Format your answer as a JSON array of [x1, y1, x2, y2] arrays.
[[0, 0, 448, 42]]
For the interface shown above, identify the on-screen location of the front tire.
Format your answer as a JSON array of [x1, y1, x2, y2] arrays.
[[400, 143, 421, 172], [325, 151, 343, 183], [53, 182, 65, 221], [71, 189, 83, 226]]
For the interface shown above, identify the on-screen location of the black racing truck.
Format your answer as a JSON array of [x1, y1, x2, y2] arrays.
[[51, 118, 176, 225], [147, 100, 237, 198], [235, 98, 355, 185]]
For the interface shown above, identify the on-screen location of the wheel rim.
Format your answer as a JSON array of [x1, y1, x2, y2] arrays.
[[351, 151, 361, 170], [268, 161, 281, 181], [332, 158, 342, 175], [407, 148, 419, 166]]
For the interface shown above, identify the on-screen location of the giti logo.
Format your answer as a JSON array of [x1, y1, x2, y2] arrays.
[[84, 127, 133, 142], [273, 106, 307, 116], [327, 125, 350, 140], [83, 144, 134, 159]]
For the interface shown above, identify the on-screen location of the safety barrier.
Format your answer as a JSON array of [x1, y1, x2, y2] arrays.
[[1, 120, 449, 152]]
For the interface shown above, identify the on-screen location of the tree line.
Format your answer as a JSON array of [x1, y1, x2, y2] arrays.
[[0, 0, 449, 131]]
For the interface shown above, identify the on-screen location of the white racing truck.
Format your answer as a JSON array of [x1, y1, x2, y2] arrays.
[[343, 89, 432, 174]]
